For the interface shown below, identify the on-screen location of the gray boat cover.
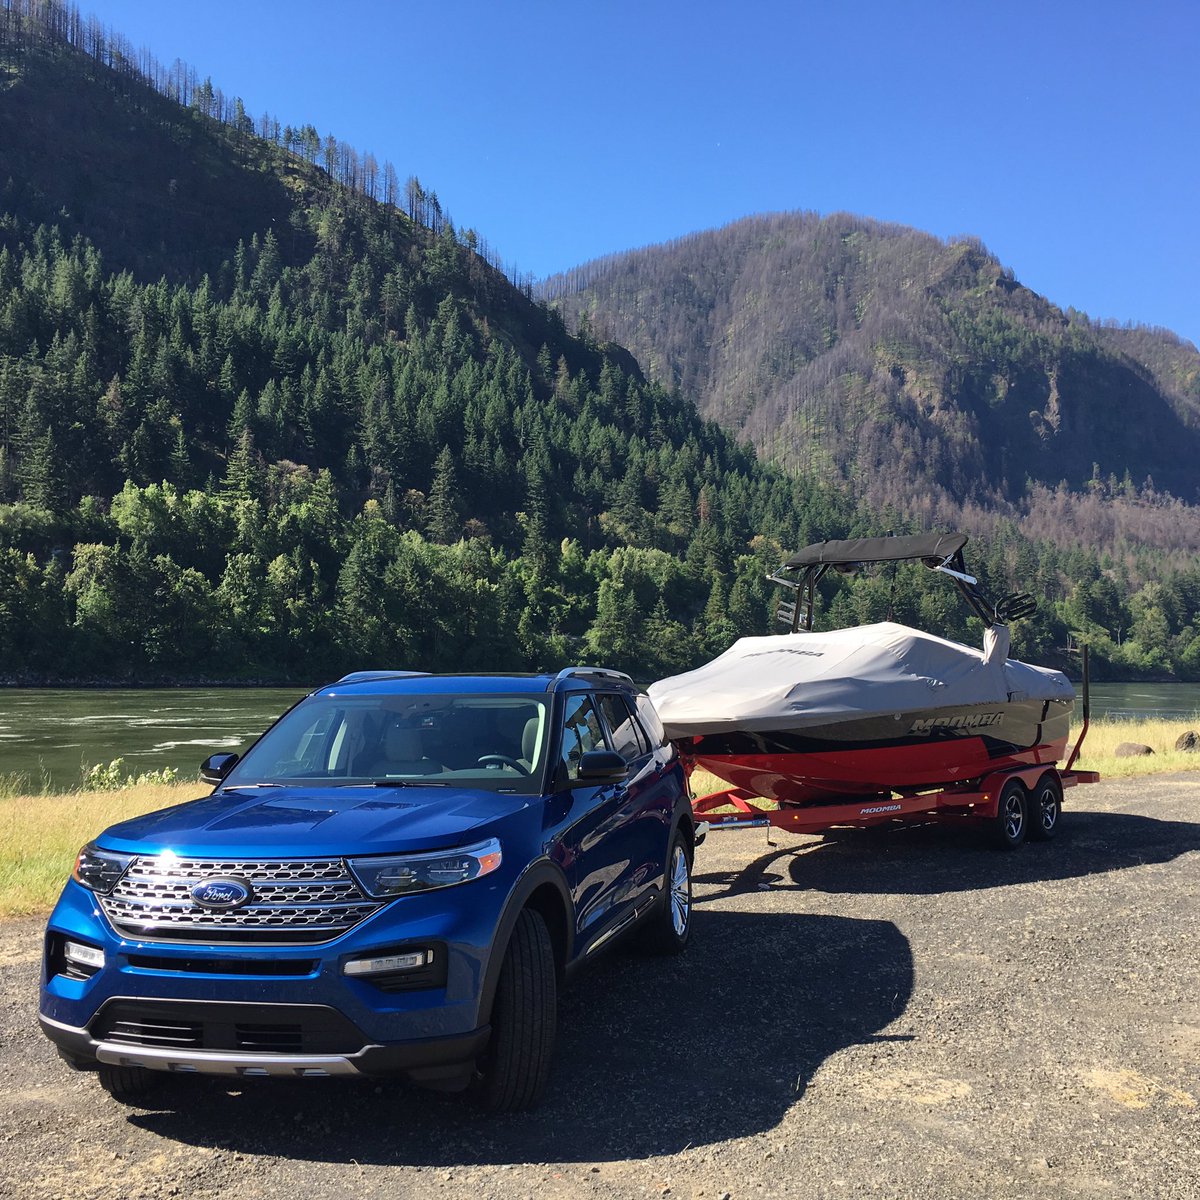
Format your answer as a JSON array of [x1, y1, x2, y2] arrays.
[[647, 621, 1074, 739]]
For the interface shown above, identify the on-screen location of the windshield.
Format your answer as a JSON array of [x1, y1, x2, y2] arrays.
[[223, 692, 550, 794]]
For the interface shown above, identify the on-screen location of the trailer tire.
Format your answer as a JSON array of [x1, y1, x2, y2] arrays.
[[1028, 773, 1062, 842], [989, 778, 1028, 850]]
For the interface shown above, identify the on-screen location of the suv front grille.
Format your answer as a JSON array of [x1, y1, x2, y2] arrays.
[[98, 856, 384, 943]]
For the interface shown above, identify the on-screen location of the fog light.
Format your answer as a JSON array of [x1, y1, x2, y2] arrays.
[[63, 940, 105, 970], [343, 949, 433, 977]]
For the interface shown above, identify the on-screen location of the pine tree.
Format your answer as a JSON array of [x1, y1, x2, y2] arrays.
[[19, 425, 67, 512], [425, 446, 461, 544], [223, 428, 264, 501]]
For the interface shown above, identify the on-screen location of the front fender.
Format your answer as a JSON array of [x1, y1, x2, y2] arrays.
[[473, 857, 573, 1028]]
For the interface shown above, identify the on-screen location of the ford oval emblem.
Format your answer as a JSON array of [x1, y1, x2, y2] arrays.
[[190, 877, 253, 910]]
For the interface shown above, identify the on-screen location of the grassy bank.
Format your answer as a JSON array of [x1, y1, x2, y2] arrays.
[[1, 716, 1197, 918], [0, 781, 203, 917], [1067, 716, 1200, 777]]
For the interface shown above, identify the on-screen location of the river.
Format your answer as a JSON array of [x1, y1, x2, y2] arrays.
[[0, 687, 308, 791], [1, 682, 1199, 793]]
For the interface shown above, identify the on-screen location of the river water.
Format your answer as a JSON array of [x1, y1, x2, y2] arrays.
[[1, 682, 1199, 793], [0, 687, 308, 790]]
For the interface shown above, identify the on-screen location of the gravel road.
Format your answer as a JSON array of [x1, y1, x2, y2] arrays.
[[2, 774, 1197, 1199]]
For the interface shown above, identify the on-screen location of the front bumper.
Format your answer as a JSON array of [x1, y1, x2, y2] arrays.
[[40, 1007, 489, 1084]]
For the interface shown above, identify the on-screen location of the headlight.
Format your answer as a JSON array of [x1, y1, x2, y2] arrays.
[[71, 844, 134, 894], [348, 838, 502, 898]]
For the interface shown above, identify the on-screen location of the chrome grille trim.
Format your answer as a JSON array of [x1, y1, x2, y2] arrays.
[[99, 855, 384, 942]]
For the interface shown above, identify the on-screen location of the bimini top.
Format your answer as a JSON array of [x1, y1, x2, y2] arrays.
[[783, 532, 968, 570]]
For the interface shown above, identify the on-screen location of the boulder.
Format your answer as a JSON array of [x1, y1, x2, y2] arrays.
[[1114, 742, 1154, 757], [1175, 730, 1199, 752]]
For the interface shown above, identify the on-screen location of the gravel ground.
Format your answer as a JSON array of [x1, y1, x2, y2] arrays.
[[1, 774, 1197, 1199]]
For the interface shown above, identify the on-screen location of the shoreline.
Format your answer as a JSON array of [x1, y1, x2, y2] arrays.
[[0, 678, 316, 689]]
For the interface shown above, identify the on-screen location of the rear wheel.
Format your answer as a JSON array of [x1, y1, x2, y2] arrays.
[[639, 830, 693, 955], [1028, 773, 1063, 841], [989, 778, 1028, 850], [474, 908, 557, 1113], [97, 1063, 164, 1105]]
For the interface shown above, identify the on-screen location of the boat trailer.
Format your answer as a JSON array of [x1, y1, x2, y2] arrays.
[[684, 647, 1099, 847]]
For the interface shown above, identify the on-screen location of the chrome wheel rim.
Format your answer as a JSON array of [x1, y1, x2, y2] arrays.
[[669, 845, 690, 937], [1003, 793, 1024, 840], [1038, 789, 1058, 831]]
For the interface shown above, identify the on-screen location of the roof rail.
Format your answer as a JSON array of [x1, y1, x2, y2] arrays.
[[334, 670, 432, 684], [551, 666, 635, 689]]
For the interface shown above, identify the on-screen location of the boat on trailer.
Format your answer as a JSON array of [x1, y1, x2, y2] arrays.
[[649, 533, 1098, 846]]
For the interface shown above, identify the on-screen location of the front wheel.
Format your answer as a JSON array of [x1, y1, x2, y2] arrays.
[[97, 1063, 164, 1105], [639, 830, 694, 955], [988, 779, 1029, 850], [1028, 773, 1063, 841], [473, 908, 557, 1113]]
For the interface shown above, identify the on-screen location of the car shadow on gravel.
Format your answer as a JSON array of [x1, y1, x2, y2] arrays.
[[693, 808, 1200, 899], [127, 908, 912, 1164]]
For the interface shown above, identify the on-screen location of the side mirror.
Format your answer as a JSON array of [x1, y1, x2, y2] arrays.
[[200, 753, 239, 784], [577, 749, 628, 783]]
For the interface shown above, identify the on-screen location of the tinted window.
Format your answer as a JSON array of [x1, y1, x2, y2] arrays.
[[635, 693, 668, 748], [558, 694, 606, 781], [597, 693, 648, 762]]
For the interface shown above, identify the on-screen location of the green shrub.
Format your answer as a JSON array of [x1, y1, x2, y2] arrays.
[[82, 758, 180, 791]]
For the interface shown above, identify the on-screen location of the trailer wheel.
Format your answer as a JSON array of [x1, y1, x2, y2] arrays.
[[97, 1063, 164, 1106], [989, 779, 1028, 850], [1028, 773, 1062, 842]]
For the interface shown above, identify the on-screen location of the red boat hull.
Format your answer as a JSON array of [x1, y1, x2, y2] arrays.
[[684, 698, 1074, 805], [691, 735, 1070, 805]]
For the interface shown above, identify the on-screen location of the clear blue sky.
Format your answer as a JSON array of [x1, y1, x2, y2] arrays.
[[84, 0, 1199, 344]]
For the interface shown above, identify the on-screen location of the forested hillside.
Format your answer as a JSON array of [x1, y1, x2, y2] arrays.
[[0, 2, 1197, 685], [543, 214, 1200, 529]]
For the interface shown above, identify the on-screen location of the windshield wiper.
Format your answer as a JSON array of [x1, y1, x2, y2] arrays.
[[335, 780, 450, 788], [221, 783, 284, 790]]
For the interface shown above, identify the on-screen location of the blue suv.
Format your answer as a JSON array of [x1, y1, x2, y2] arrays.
[[39, 667, 699, 1112]]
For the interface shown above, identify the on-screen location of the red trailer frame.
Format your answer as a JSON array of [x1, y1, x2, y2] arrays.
[[687, 762, 1100, 836]]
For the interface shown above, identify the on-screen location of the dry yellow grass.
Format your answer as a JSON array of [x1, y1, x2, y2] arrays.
[[1070, 716, 1200, 778], [0, 781, 205, 917]]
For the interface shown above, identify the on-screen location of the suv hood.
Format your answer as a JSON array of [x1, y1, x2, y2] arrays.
[[96, 785, 531, 859]]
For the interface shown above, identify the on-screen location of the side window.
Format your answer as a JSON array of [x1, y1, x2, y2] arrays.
[[635, 693, 668, 748], [597, 694, 648, 762], [558, 694, 606, 781]]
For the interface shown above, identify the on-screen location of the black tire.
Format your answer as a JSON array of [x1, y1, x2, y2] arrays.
[[55, 1046, 96, 1072], [97, 1063, 164, 1105], [474, 908, 557, 1113], [989, 778, 1028, 850], [640, 829, 693, 955], [1028, 772, 1063, 842]]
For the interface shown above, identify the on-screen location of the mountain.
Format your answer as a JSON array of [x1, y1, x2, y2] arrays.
[[542, 213, 1200, 518], [0, 9, 849, 686], [0, 3, 1197, 698]]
